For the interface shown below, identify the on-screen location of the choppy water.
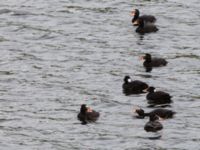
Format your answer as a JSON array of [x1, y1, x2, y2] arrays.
[[0, 0, 200, 149]]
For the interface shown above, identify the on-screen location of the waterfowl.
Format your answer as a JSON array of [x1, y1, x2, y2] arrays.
[[140, 53, 168, 72], [144, 114, 163, 132], [136, 18, 158, 34], [134, 108, 175, 119], [146, 87, 172, 105], [122, 75, 148, 95], [77, 104, 100, 125], [131, 9, 156, 26]]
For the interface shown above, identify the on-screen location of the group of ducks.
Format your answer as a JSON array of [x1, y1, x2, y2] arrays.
[[77, 9, 176, 133], [123, 74, 175, 132]]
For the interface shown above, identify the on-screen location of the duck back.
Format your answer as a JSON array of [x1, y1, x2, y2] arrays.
[[150, 109, 175, 119], [140, 15, 156, 23], [123, 80, 148, 95], [144, 58, 167, 68], [147, 91, 172, 104]]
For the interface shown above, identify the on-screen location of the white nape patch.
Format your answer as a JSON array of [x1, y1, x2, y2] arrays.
[[154, 89, 157, 92], [128, 78, 132, 83]]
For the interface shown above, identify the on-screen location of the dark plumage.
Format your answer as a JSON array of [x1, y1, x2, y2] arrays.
[[146, 87, 172, 105], [131, 9, 156, 26], [77, 104, 100, 125], [122, 75, 148, 95], [135, 108, 175, 119], [141, 53, 168, 72], [144, 114, 163, 132], [136, 18, 158, 34]]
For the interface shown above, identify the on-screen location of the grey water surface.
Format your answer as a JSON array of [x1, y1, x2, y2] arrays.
[[0, 0, 200, 149]]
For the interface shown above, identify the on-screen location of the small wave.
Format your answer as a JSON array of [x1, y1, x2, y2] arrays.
[[0, 71, 14, 75], [11, 10, 35, 16], [16, 53, 43, 61], [63, 5, 117, 13], [174, 54, 200, 60], [0, 9, 11, 14]]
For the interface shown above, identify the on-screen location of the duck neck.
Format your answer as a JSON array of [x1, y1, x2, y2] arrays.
[[138, 112, 149, 118], [145, 59, 151, 63], [145, 55, 152, 63], [144, 113, 150, 117], [132, 15, 138, 22], [81, 107, 87, 115]]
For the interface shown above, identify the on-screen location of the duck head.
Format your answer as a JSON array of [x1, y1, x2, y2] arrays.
[[124, 76, 132, 83], [80, 104, 87, 114], [144, 53, 152, 62], [131, 9, 140, 25], [147, 86, 155, 93], [135, 108, 145, 118]]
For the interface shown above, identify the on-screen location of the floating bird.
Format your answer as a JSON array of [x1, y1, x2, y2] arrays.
[[131, 9, 156, 26], [134, 107, 175, 119], [77, 104, 100, 125], [140, 53, 168, 72], [136, 18, 158, 34], [122, 75, 148, 95], [145, 87, 172, 105], [144, 114, 163, 132]]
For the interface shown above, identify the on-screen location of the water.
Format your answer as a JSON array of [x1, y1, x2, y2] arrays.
[[0, 0, 200, 149]]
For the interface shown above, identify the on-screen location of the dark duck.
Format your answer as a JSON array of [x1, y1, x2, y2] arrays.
[[136, 18, 158, 34], [77, 104, 100, 125], [145, 87, 172, 105], [122, 75, 148, 95], [131, 9, 156, 26], [144, 114, 163, 132], [140, 53, 168, 72], [134, 107, 176, 119]]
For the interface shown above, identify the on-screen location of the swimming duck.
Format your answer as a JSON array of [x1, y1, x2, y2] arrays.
[[134, 107, 175, 119], [140, 53, 168, 72], [144, 114, 163, 132], [77, 104, 100, 125], [145, 87, 172, 105], [131, 9, 156, 26], [122, 75, 149, 95], [136, 18, 158, 34]]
